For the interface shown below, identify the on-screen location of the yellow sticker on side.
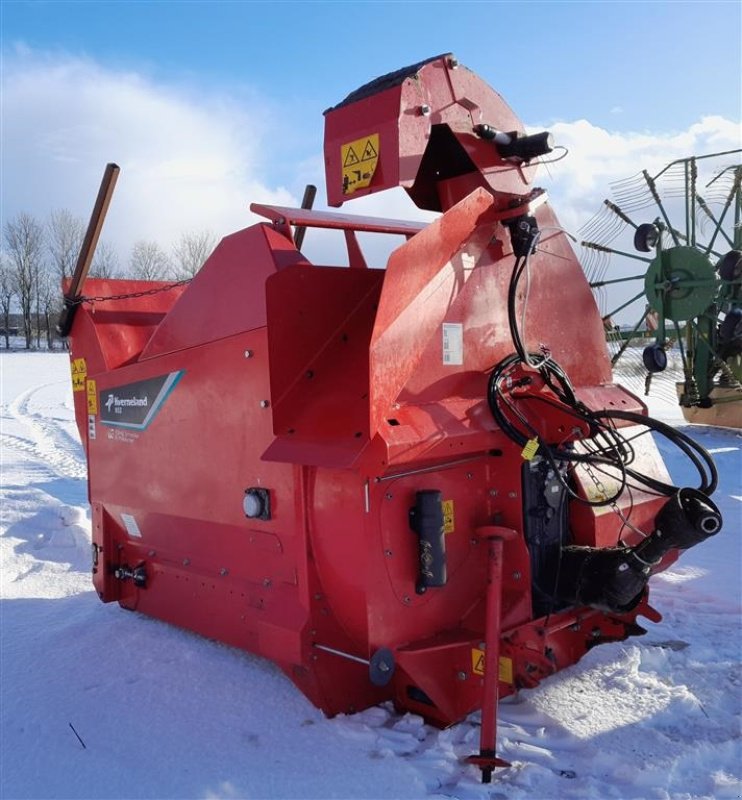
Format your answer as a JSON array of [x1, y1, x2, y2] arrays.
[[71, 358, 87, 392], [521, 437, 539, 461], [442, 499, 455, 534], [341, 133, 379, 195], [86, 379, 98, 415], [471, 649, 514, 684]]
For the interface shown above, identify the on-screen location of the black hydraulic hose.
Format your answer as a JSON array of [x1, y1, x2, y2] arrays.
[[487, 355, 719, 504], [593, 409, 718, 496]]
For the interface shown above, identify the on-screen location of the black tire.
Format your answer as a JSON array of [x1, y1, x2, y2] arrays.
[[643, 343, 667, 373], [718, 250, 742, 282], [634, 223, 660, 253]]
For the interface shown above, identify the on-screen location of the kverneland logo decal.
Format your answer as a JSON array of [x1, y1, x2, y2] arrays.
[[105, 394, 148, 413], [99, 371, 183, 430]]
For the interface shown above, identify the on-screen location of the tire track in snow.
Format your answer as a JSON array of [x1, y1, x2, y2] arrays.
[[5, 380, 87, 480]]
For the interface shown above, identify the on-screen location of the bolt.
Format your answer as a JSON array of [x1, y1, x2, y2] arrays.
[[512, 571, 521, 580], [508, 491, 518, 499], [183, 558, 190, 566], [313, 593, 322, 600], [470, 538, 478, 545], [403, 595, 411, 605], [260, 400, 270, 408], [378, 661, 390, 673], [263, 578, 272, 588], [385, 493, 393, 500], [148, 550, 156, 557], [420, 104, 431, 116], [489, 489, 498, 497], [449, 56, 459, 69], [479, 642, 486, 650], [220, 567, 229, 577], [466, 472, 473, 479], [244, 349, 253, 358], [384, 549, 393, 557], [457, 671, 468, 681]]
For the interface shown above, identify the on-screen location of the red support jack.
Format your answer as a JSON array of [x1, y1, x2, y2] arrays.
[[467, 526, 517, 783]]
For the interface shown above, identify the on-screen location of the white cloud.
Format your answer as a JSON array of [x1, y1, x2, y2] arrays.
[[534, 115, 741, 237], [1, 48, 295, 260]]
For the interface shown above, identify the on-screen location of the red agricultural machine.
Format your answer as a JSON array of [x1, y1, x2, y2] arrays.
[[61, 55, 722, 780]]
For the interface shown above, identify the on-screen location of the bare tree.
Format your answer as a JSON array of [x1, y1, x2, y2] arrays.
[[172, 230, 216, 279], [0, 254, 14, 349], [4, 213, 45, 349], [90, 240, 120, 279], [47, 208, 84, 283], [37, 268, 59, 350], [129, 240, 171, 281]]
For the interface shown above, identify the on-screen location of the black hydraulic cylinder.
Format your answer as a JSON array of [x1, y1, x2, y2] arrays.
[[498, 131, 554, 161]]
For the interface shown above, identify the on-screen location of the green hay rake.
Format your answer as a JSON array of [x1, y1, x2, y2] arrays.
[[581, 149, 742, 422]]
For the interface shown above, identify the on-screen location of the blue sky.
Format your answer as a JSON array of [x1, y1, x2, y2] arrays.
[[4, 1, 739, 133], [1, 0, 740, 295]]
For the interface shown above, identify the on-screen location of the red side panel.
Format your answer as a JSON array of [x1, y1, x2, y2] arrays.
[[369, 188, 498, 438], [141, 225, 311, 360]]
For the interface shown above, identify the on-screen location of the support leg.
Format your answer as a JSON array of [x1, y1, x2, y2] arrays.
[[467, 526, 516, 782]]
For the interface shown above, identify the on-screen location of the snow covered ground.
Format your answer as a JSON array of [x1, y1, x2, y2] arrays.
[[1, 351, 740, 800]]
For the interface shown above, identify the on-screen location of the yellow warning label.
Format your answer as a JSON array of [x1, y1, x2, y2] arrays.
[[341, 133, 379, 195], [472, 649, 485, 676], [71, 358, 87, 392], [86, 379, 98, 415], [471, 649, 514, 683], [442, 499, 455, 534], [521, 437, 539, 461]]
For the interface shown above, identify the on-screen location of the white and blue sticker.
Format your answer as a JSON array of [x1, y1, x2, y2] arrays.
[[100, 371, 184, 430]]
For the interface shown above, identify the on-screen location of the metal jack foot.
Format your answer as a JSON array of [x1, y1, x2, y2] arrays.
[[466, 752, 512, 783]]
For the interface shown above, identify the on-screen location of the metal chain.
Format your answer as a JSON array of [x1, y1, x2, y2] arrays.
[[583, 460, 648, 540], [583, 461, 611, 503], [70, 279, 192, 306]]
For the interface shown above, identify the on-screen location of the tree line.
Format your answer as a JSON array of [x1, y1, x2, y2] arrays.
[[1, 209, 216, 349]]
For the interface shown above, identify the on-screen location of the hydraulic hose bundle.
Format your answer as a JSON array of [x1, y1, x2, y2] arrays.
[[488, 215, 724, 614]]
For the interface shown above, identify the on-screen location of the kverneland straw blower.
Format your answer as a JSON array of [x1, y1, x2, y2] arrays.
[[61, 54, 722, 780]]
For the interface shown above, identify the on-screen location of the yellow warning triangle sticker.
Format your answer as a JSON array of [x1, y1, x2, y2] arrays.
[[361, 140, 378, 161], [343, 146, 360, 167]]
